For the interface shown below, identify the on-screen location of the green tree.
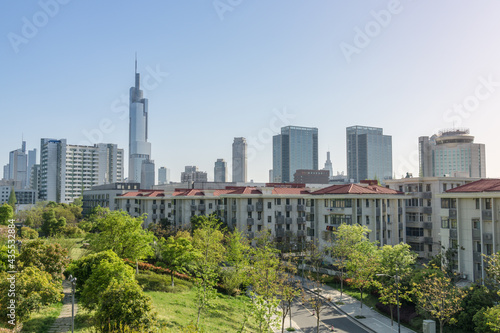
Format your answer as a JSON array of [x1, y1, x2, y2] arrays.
[[377, 243, 417, 325], [7, 188, 16, 211], [277, 262, 301, 333], [94, 280, 157, 332], [413, 268, 467, 333], [346, 239, 381, 309], [41, 208, 61, 236], [192, 215, 225, 327], [81, 255, 135, 310], [159, 235, 199, 287], [0, 203, 14, 225], [18, 238, 70, 280], [87, 210, 155, 265], [20, 226, 38, 239], [0, 267, 63, 324], [329, 223, 370, 301], [72, 196, 83, 207], [454, 284, 497, 332], [223, 230, 251, 295]]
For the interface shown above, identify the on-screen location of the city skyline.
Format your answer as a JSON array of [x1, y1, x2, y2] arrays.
[[3, 2, 500, 182]]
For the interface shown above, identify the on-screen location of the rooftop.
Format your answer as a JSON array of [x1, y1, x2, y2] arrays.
[[446, 179, 500, 193]]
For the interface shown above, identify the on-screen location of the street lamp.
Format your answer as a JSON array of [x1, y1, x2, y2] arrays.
[[376, 269, 400, 333], [68, 275, 77, 333]]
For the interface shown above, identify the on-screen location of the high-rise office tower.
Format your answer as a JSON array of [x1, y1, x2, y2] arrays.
[[323, 151, 333, 178], [141, 159, 155, 189], [214, 158, 227, 182], [419, 129, 485, 178], [129, 57, 153, 184], [40, 138, 124, 202], [232, 138, 247, 182], [8, 141, 27, 189], [158, 167, 170, 185], [27, 149, 36, 189], [273, 126, 318, 183], [346, 125, 392, 183]]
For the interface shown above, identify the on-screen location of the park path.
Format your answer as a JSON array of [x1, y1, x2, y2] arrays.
[[47, 279, 77, 333]]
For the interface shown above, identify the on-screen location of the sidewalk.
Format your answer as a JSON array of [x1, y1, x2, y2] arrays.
[[47, 279, 78, 333], [298, 276, 416, 333]]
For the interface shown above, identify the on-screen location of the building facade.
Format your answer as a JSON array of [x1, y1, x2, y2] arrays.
[[439, 179, 500, 283], [181, 166, 208, 183], [158, 167, 170, 185], [114, 182, 403, 253], [129, 59, 153, 184], [293, 169, 329, 184], [232, 138, 247, 182], [214, 159, 227, 183], [40, 138, 124, 203], [386, 176, 477, 259], [273, 126, 318, 183], [82, 182, 140, 215], [346, 126, 392, 183], [419, 129, 486, 178]]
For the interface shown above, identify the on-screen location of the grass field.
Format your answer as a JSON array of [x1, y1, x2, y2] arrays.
[[20, 302, 63, 333]]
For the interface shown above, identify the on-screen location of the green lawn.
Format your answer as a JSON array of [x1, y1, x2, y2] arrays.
[[148, 289, 259, 332], [21, 302, 63, 333]]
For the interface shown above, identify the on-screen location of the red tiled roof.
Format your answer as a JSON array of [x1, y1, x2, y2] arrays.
[[119, 190, 165, 197], [272, 188, 311, 195], [312, 183, 401, 195], [173, 189, 205, 196], [446, 179, 500, 193], [225, 187, 262, 195]]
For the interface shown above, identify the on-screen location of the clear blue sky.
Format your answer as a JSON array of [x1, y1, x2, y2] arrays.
[[2, 1, 500, 182]]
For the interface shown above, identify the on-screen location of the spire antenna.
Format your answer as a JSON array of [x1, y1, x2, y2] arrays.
[[135, 52, 137, 74]]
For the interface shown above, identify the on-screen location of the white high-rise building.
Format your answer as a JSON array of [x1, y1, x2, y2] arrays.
[[419, 129, 486, 178], [158, 167, 170, 185], [128, 58, 153, 184], [6, 141, 36, 189], [40, 138, 123, 203]]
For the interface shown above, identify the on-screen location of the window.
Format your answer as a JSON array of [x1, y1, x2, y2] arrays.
[[365, 216, 370, 224], [441, 198, 456, 209], [366, 199, 370, 208], [247, 212, 252, 218], [475, 199, 480, 210], [443, 183, 447, 192], [406, 227, 424, 237], [486, 244, 493, 255], [325, 199, 329, 207], [426, 184, 431, 192], [275, 198, 281, 205], [258, 212, 262, 220], [286, 198, 290, 205], [267, 216, 271, 223], [441, 218, 449, 228], [268, 202, 272, 209], [473, 219, 480, 230], [248, 198, 252, 205], [485, 198, 492, 210]]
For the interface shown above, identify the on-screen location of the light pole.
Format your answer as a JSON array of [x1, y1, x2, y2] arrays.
[[376, 269, 400, 333], [68, 275, 77, 333]]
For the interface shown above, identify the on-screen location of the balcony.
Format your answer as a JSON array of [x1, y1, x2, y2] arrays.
[[297, 205, 305, 212], [276, 216, 285, 225], [424, 237, 433, 244], [275, 229, 285, 237], [256, 202, 264, 211], [423, 207, 432, 214], [406, 236, 425, 243], [217, 205, 225, 210], [160, 204, 165, 209], [247, 205, 254, 212], [190, 205, 197, 211], [198, 204, 206, 211], [286, 205, 293, 212], [449, 209, 457, 218], [232, 205, 237, 211], [247, 218, 255, 226], [247, 232, 254, 239], [482, 209, 492, 220], [285, 217, 293, 225], [450, 229, 458, 239], [297, 217, 306, 224], [285, 231, 293, 237], [159, 214, 165, 219], [472, 229, 481, 240], [398, 207, 403, 214], [297, 230, 306, 237], [152, 204, 158, 209], [357, 207, 362, 215], [151, 214, 157, 219], [423, 222, 433, 229], [376, 207, 381, 216], [473, 252, 482, 262], [484, 233, 493, 244]]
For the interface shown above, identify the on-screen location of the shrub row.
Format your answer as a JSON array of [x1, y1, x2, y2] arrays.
[[122, 259, 192, 282]]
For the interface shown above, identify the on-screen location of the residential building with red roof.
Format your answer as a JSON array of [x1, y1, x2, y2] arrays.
[[437, 178, 500, 283]]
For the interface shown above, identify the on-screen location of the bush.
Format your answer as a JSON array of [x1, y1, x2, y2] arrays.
[[65, 250, 124, 293], [136, 272, 191, 293], [453, 284, 497, 332], [81, 257, 135, 310], [18, 238, 69, 280], [123, 258, 192, 282], [94, 280, 157, 332], [64, 225, 85, 238], [0, 267, 63, 324], [20, 226, 38, 239], [375, 302, 418, 324]]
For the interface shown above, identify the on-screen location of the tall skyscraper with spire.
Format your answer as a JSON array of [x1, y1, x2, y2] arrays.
[[129, 57, 154, 187], [323, 151, 333, 178]]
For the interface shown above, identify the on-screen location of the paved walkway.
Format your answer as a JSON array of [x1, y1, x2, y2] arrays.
[[296, 276, 416, 333], [47, 279, 77, 333]]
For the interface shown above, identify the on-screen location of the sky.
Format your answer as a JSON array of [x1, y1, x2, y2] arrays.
[[2, 1, 500, 183]]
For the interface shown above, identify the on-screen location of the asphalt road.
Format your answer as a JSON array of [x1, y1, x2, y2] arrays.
[[286, 291, 370, 333]]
